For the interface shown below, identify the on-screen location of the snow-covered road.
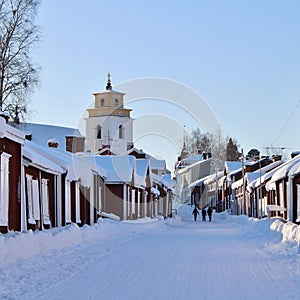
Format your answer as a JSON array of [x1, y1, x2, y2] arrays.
[[1, 206, 300, 300]]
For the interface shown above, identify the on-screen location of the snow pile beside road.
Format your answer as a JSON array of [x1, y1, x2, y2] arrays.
[[270, 219, 300, 245], [248, 217, 274, 234], [0, 219, 121, 265], [248, 216, 300, 246]]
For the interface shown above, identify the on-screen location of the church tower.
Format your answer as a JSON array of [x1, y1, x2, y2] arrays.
[[86, 73, 134, 154]]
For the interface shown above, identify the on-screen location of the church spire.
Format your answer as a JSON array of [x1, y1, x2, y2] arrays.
[[106, 72, 112, 90]]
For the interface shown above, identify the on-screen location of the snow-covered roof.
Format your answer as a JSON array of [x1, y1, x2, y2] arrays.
[[16, 122, 83, 149], [0, 117, 25, 144], [253, 160, 283, 174], [24, 141, 106, 187], [268, 155, 300, 184], [234, 161, 283, 191], [228, 167, 243, 178], [231, 173, 258, 190], [204, 171, 224, 185], [160, 174, 175, 190], [149, 157, 166, 171], [135, 159, 151, 188], [93, 155, 135, 184], [288, 158, 300, 177], [23, 144, 65, 175], [180, 154, 202, 165], [177, 157, 217, 175], [248, 161, 284, 191], [228, 158, 273, 179], [152, 173, 175, 192], [188, 173, 212, 189], [225, 161, 242, 174], [93, 89, 125, 95]]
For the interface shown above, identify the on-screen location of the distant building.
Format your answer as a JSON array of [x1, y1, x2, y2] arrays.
[[226, 138, 240, 161], [85, 73, 134, 154]]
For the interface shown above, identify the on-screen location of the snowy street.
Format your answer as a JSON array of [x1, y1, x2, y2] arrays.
[[1, 206, 300, 300]]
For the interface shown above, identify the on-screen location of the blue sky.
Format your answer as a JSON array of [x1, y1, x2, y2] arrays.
[[31, 0, 300, 169]]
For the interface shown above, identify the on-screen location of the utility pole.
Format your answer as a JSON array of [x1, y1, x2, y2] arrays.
[[241, 149, 246, 215]]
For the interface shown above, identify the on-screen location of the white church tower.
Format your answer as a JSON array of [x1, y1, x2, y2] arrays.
[[86, 73, 134, 154]]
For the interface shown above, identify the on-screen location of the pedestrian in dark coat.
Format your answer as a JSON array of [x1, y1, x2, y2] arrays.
[[192, 206, 199, 222], [207, 207, 213, 222], [202, 208, 207, 221]]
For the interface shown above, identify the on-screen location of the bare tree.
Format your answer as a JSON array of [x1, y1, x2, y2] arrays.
[[189, 127, 240, 161], [190, 128, 213, 154], [0, 0, 40, 123]]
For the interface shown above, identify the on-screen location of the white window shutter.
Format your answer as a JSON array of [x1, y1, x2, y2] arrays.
[[26, 175, 35, 224], [42, 179, 51, 225], [32, 179, 40, 221], [132, 189, 135, 214], [0, 152, 12, 226], [65, 181, 71, 223]]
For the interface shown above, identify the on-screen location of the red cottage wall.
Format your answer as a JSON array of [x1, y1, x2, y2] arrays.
[[0, 138, 22, 233]]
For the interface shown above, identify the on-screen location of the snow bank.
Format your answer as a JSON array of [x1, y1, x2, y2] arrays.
[[248, 217, 274, 234], [0, 219, 121, 265], [270, 220, 300, 245], [248, 217, 300, 246]]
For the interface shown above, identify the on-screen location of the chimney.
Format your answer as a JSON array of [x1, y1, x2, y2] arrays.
[[291, 151, 300, 159], [48, 138, 59, 148], [66, 135, 85, 153], [272, 154, 282, 162]]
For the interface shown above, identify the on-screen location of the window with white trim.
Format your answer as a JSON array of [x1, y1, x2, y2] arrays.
[[119, 125, 124, 139], [96, 125, 102, 139]]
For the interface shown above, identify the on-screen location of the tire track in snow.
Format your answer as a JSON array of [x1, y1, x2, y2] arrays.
[[1, 218, 300, 299]]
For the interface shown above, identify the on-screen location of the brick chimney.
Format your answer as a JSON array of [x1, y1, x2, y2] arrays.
[[66, 135, 85, 153]]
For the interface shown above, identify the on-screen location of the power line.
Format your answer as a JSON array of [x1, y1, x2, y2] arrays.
[[272, 99, 300, 145]]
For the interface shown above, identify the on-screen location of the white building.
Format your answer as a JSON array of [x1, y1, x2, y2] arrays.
[[85, 73, 134, 154]]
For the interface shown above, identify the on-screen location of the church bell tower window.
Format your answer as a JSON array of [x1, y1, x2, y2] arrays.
[[97, 125, 102, 139], [119, 125, 124, 139]]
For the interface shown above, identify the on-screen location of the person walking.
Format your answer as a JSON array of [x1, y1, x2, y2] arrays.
[[192, 206, 199, 222], [201, 208, 207, 221], [207, 207, 213, 222]]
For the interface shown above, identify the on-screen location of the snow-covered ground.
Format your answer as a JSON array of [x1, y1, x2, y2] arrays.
[[1, 205, 300, 300]]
